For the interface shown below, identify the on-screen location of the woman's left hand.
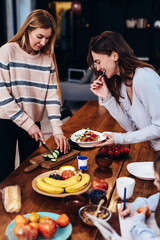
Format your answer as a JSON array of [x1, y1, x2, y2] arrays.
[[54, 134, 70, 154], [93, 132, 115, 147]]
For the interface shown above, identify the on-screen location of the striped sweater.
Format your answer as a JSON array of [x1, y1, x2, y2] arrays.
[[0, 42, 63, 136]]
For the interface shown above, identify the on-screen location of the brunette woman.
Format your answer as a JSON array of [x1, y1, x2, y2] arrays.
[[88, 31, 160, 150]]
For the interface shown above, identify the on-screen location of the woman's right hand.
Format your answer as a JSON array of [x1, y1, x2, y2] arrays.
[[90, 76, 110, 100], [119, 203, 131, 218], [28, 123, 45, 143]]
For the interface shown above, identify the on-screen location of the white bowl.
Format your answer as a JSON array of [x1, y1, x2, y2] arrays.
[[71, 129, 106, 148]]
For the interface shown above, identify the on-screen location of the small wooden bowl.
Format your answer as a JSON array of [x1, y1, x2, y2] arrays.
[[62, 195, 86, 214], [95, 154, 113, 170]]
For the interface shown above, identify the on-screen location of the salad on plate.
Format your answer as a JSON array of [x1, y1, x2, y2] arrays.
[[71, 129, 106, 148]]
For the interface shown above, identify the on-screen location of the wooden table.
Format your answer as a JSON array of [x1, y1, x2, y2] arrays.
[[0, 101, 157, 240]]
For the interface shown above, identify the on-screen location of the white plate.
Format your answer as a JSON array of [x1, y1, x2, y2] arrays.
[[127, 162, 155, 180], [71, 129, 106, 148]]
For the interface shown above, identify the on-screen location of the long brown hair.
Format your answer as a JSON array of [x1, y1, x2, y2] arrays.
[[87, 31, 156, 103], [8, 9, 56, 56]]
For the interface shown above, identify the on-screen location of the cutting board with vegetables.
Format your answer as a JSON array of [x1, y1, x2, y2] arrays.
[[24, 149, 80, 172]]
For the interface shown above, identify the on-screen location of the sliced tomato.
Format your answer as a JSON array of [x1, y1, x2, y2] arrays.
[[91, 134, 98, 138]]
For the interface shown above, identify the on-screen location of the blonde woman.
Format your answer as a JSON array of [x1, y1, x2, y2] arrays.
[[0, 9, 69, 182]]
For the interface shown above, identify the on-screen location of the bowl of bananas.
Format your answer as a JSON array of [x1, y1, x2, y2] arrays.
[[32, 170, 91, 197]]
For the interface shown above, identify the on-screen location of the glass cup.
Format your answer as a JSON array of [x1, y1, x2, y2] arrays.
[[77, 156, 88, 171], [116, 177, 135, 200]]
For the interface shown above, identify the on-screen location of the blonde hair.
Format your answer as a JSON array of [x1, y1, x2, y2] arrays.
[[8, 9, 56, 56]]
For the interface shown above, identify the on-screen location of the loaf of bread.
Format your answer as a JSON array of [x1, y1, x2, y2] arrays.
[[2, 185, 22, 213]]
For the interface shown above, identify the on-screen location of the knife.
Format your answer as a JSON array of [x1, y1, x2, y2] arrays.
[[39, 137, 54, 155]]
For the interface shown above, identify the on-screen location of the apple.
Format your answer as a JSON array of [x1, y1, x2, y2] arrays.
[[39, 218, 57, 239], [61, 170, 74, 180], [92, 178, 108, 191], [56, 214, 69, 227]]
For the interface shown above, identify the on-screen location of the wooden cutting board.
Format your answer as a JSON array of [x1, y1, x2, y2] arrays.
[[24, 149, 80, 172]]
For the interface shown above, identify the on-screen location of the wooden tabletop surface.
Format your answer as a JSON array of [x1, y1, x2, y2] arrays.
[[0, 101, 158, 240]]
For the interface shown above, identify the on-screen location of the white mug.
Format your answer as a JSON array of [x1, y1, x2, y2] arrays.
[[116, 177, 135, 200]]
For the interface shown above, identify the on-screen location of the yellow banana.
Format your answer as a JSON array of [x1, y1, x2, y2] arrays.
[[36, 177, 64, 194], [65, 173, 90, 193], [43, 172, 81, 188]]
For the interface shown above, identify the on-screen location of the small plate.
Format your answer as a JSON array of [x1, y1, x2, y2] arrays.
[[5, 212, 72, 240], [32, 170, 91, 197], [71, 129, 106, 148], [127, 162, 155, 180]]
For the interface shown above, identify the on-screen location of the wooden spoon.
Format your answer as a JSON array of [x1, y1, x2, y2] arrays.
[[94, 199, 105, 217]]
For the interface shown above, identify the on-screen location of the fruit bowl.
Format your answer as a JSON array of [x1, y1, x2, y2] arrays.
[[95, 154, 113, 170], [62, 195, 86, 214], [79, 205, 111, 226]]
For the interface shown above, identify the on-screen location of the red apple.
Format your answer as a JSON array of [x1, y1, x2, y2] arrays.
[[61, 170, 74, 180], [92, 178, 108, 191], [39, 218, 57, 239]]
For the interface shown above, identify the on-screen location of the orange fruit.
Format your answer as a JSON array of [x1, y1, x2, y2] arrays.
[[56, 214, 69, 227], [14, 215, 28, 225], [137, 206, 151, 218], [28, 212, 40, 222], [29, 222, 39, 231], [13, 224, 24, 236]]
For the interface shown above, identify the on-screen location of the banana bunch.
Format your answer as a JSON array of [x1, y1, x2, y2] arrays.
[[36, 172, 90, 194], [65, 173, 90, 193], [36, 177, 64, 194]]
